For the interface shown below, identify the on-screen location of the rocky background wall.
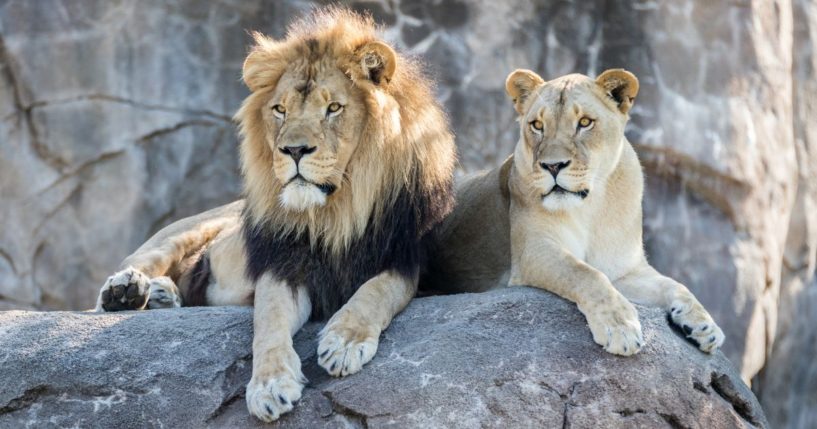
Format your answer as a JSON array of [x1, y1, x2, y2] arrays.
[[0, 1, 813, 427]]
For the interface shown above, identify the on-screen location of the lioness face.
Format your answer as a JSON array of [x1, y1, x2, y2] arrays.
[[506, 69, 639, 212], [263, 63, 367, 211]]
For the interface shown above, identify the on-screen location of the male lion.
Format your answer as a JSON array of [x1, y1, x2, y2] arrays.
[[95, 9, 455, 422], [425, 68, 725, 356]]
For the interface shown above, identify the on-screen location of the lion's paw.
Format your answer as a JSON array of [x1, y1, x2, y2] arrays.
[[583, 298, 643, 356], [147, 276, 182, 309], [669, 300, 724, 353], [317, 313, 379, 377], [245, 371, 305, 422], [96, 267, 151, 312]]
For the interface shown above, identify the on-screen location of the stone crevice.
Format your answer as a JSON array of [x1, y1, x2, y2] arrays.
[[135, 119, 220, 144], [0, 34, 60, 170], [614, 408, 647, 417], [0, 384, 154, 415], [0, 385, 48, 414], [710, 372, 761, 426], [321, 389, 400, 429], [204, 391, 245, 423], [658, 412, 689, 429], [561, 381, 580, 429], [0, 247, 17, 275], [25, 93, 233, 123], [34, 149, 125, 197], [31, 183, 82, 238]]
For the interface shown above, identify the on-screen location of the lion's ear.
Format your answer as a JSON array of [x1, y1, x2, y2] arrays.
[[242, 32, 286, 92], [505, 69, 545, 114], [355, 41, 397, 85], [596, 69, 639, 114]]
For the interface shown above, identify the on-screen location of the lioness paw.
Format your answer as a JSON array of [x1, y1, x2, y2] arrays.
[[96, 267, 151, 312], [245, 372, 305, 422], [147, 276, 182, 309], [669, 300, 725, 353], [317, 313, 379, 377], [583, 298, 643, 356]]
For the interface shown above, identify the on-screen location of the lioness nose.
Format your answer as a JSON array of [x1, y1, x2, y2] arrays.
[[280, 145, 316, 163], [540, 160, 571, 177]]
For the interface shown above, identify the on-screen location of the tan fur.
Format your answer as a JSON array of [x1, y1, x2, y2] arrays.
[[121, 201, 244, 279], [436, 69, 724, 355], [318, 271, 415, 377], [95, 8, 455, 423], [237, 8, 453, 254], [94, 201, 243, 312]]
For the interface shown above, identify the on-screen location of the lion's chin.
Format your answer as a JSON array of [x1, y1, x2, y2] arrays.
[[540, 186, 588, 212], [279, 181, 328, 211]]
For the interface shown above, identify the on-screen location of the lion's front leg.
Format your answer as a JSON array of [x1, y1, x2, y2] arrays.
[[245, 275, 311, 422], [668, 290, 725, 353], [513, 242, 643, 356], [318, 270, 416, 377], [614, 265, 725, 353]]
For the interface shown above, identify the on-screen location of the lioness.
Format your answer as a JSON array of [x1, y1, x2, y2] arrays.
[[425, 68, 725, 355], [96, 9, 456, 422]]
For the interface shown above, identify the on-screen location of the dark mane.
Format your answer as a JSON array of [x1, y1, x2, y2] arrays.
[[243, 168, 453, 320]]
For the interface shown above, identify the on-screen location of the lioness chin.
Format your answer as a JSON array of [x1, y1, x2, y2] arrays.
[[426, 68, 725, 356], [95, 8, 456, 423]]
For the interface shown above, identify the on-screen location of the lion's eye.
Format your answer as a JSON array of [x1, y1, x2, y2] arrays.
[[578, 117, 594, 128], [327, 102, 343, 117], [529, 120, 544, 133], [272, 104, 286, 119]]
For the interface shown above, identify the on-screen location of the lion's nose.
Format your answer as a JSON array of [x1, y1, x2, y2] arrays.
[[540, 160, 571, 178], [280, 145, 316, 163]]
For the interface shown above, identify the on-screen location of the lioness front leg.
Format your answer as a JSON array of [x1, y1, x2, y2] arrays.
[[514, 243, 643, 356], [318, 271, 416, 377], [246, 274, 311, 422], [614, 265, 725, 353]]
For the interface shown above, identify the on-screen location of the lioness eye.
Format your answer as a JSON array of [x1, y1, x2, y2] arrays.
[[327, 102, 343, 117], [578, 117, 593, 128], [529, 120, 544, 133], [272, 104, 286, 118]]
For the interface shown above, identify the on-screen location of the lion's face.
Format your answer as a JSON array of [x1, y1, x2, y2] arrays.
[[236, 13, 454, 250], [263, 64, 366, 211], [238, 26, 404, 217], [505, 69, 639, 212]]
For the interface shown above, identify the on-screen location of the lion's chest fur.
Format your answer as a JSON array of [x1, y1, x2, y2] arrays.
[[243, 185, 433, 320], [510, 141, 646, 284]]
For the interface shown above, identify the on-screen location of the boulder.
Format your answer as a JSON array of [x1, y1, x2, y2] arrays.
[[0, 288, 767, 428]]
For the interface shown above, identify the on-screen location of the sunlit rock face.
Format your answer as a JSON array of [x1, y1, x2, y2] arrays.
[[754, 1, 817, 428], [0, 1, 813, 427]]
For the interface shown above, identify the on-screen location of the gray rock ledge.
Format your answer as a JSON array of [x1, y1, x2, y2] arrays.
[[0, 287, 767, 428]]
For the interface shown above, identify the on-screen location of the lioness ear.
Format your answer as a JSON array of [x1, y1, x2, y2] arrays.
[[242, 32, 286, 92], [596, 69, 639, 114], [505, 69, 545, 114], [355, 41, 397, 85]]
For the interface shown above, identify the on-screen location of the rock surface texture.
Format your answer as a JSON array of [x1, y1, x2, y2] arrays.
[[0, 0, 814, 427], [0, 288, 767, 429]]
